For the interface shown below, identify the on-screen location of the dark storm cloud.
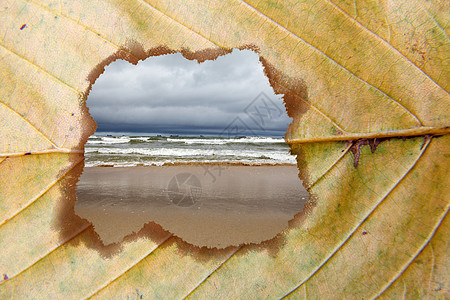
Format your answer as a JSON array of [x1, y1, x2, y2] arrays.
[[87, 49, 291, 136]]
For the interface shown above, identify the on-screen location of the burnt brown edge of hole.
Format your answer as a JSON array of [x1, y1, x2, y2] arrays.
[[55, 41, 313, 259]]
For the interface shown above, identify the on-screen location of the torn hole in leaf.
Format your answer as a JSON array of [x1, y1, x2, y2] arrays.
[[60, 44, 312, 252]]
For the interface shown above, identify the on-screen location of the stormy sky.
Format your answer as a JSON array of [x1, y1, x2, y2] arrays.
[[87, 49, 291, 136]]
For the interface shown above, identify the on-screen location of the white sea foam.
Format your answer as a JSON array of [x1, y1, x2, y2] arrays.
[[87, 136, 131, 144], [239, 137, 285, 143], [87, 147, 290, 158], [84, 158, 294, 167], [85, 147, 295, 164], [167, 138, 228, 145]]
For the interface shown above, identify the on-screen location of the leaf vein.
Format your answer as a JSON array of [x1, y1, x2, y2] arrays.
[[327, 0, 449, 95], [375, 207, 449, 298], [139, 0, 220, 49], [0, 156, 84, 227], [0, 148, 84, 157], [25, 0, 142, 63], [140, 0, 347, 133], [428, 10, 450, 42], [429, 243, 436, 292], [239, 0, 428, 124], [0, 224, 91, 285], [0, 102, 58, 149], [86, 233, 173, 299], [285, 126, 450, 144], [306, 143, 352, 190], [281, 138, 433, 298], [182, 246, 243, 299], [0, 43, 81, 95]]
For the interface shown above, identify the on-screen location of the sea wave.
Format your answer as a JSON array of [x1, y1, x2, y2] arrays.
[[87, 136, 131, 144], [85, 146, 294, 160], [84, 135, 294, 167], [84, 159, 295, 167]]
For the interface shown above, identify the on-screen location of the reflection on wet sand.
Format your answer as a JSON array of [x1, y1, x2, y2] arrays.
[[75, 165, 308, 248]]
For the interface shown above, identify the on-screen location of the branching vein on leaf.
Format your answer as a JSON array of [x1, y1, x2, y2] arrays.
[[0, 43, 81, 95], [307, 143, 352, 190], [429, 242, 436, 292], [238, 0, 425, 124], [0, 155, 84, 227], [86, 234, 174, 299], [140, 0, 347, 133], [0, 101, 58, 149], [182, 246, 243, 299], [327, 0, 449, 94], [280, 138, 432, 298], [25, 0, 141, 63], [0, 224, 91, 285], [376, 207, 448, 298], [427, 10, 450, 43]]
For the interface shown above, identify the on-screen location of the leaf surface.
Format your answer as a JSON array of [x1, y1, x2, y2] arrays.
[[0, 0, 448, 298]]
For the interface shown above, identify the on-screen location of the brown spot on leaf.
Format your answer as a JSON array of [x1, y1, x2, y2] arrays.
[[19, 24, 26, 30], [350, 138, 389, 167], [349, 133, 440, 168], [369, 138, 381, 153], [349, 139, 369, 168]]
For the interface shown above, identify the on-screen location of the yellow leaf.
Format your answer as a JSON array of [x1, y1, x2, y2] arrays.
[[0, 0, 448, 298]]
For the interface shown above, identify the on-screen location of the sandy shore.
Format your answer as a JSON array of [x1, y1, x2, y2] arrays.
[[75, 165, 308, 248]]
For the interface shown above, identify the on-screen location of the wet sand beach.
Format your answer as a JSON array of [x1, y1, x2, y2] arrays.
[[75, 165, 308, 248]]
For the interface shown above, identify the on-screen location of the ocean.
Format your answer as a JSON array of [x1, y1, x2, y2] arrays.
[[84, 134, 297, 167]]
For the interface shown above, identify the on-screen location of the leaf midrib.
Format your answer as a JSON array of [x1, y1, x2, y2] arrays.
[[286, 126, 450, 144]]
